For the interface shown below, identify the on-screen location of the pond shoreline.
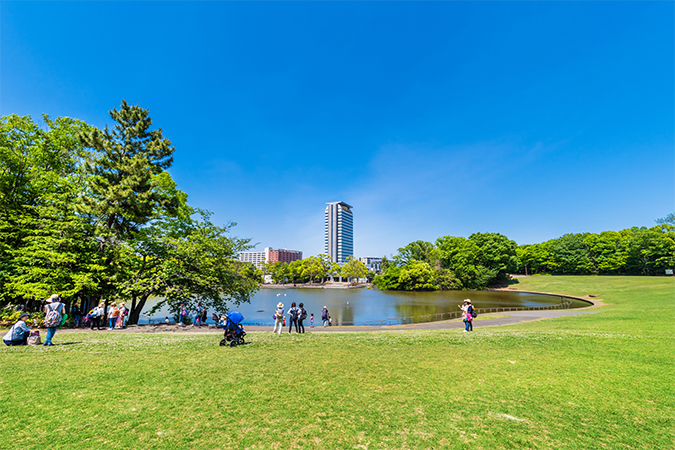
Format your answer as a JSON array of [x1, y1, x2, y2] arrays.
[[47, 290, 603, 334], [261, 282, 372, 289]]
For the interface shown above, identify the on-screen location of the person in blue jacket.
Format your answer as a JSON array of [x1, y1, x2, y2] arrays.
[[3, 312, 32, 346]]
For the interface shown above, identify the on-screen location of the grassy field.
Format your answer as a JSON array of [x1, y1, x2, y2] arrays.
[[1, 276, 673, 449]]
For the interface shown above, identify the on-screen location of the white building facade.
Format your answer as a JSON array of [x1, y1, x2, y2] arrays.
[[359, 256, 382, 272], [325, 201, 354, 265]]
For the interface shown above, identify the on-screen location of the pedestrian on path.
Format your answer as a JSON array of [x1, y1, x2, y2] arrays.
[[192, 303, 203, 326], [107, 302, 120, 330], [273, 302, 284, 335], [297, 303, 307, 334], [310, 313, 314, 328], [321, 306, 329, 327], [89, 303, 104, 330], [459, 299, 474, 332], [178, 303, 188, 326], [288, 302, 299, 334]]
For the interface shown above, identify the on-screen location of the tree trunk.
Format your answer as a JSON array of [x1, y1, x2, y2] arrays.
[[129, 292, 151, 325]]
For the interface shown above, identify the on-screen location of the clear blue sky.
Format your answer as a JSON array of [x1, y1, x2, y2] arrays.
[[2, 2, 673, 258]]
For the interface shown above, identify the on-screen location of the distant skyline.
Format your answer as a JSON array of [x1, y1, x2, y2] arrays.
[[2, 2, 673, 258]]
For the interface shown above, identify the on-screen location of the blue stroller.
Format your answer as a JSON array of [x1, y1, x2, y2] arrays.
[[219, 311, 246, 347]]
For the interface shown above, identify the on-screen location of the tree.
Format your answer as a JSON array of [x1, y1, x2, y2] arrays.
[[397, 260, 438, 291], [79, 100, 178, 301], [340, 257, 368, 284], [0, 114, 101, 306], [393, 240, 436, 267], [656, 213, 675, 226], [128, 211, 260, 323]]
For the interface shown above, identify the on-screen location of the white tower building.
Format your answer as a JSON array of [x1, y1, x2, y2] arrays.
[[325, 201, 354, 265]]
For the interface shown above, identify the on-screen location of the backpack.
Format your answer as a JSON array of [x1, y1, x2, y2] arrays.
[[44, 306, 62, 327], [469, 305, 477, 318], [321, 309, 328, 320], [290, 308, 298, 320], [299, 308, 307, 320]]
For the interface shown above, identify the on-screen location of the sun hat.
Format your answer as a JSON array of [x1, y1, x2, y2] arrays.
[[464, 299, 472, 303], [111, 302, 117, 306], [277, 302, 284, 308], [45, 294, 60, 303], [19, 312, 30, 320]]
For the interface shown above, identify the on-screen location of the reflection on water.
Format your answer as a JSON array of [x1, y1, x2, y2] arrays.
[[139, 288, 589, 325]]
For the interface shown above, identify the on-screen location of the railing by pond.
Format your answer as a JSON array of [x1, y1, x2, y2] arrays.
[[239, 299, 573, 327]]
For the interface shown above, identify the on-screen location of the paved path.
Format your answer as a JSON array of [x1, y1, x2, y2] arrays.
[[59, 307, 602, 335]]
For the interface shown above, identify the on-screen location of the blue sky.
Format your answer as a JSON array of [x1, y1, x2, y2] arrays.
[[2, 2, 673, 258]]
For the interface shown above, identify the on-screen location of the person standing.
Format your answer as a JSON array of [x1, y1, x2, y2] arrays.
[[200, 306, 207, 326], [91, 302, 105, 330], [107, 302, 120, 330], [3, 312, 32, 346], [178, 303, 188, 326], [321, 306, 329, 327], [43, 294, 65, 346], [273, 302, 284, 335], [71, 304, 81, 328], [459, 299, 474, 332], [310, 313, 314, 328], [192, 303, 203, 327], [297, 303, 307, 334], [119, 302, 129, 328], [287, 302, 299, 334]]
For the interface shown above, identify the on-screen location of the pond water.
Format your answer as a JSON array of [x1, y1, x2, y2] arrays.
[[139, 287, 590, 326]]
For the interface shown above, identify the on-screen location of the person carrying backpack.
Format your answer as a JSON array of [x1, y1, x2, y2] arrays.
[[459, 299, 475, 332], [43, 294, 65, 346], [287, 302, 299, 334], [297, 303, 307, 334], [89, 303, 104, 331], [273, 302, 284, 335]]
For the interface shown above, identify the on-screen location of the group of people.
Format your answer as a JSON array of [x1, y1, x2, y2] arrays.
[[3, 295, 479, 347], [176, 303, 209, 326], [272, 303, 333, 335], [83, 302, 129, 330]]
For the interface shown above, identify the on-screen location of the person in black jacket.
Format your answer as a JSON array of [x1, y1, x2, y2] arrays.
[[297, 303, 307, 334]]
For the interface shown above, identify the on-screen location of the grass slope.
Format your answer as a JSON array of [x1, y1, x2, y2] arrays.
[[1, 276, 673, 449]]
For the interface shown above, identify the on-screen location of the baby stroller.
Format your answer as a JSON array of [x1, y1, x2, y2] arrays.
[[219, 311, 246, 347]]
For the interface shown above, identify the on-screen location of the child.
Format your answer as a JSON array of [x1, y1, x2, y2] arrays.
[[310, 313, 314, 328]]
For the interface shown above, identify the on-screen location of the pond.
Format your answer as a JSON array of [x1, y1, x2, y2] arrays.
[[139, 287, 591, 326]]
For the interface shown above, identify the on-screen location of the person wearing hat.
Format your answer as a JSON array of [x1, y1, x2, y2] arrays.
[[272, 302, 285, 335], [3, 312, 32, 346], [458, 299, 474, 332], [107, 302, 120, 330], [44, 294, 65, 346]]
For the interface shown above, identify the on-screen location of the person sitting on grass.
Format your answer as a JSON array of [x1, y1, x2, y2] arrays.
[[3, 312, 31, 346]]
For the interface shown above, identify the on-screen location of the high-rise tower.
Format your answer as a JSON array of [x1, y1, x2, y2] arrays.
[[324, 201, 353, 265]]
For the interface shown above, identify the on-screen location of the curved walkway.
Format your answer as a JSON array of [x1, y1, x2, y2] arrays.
[[57, 292, 604, 334]]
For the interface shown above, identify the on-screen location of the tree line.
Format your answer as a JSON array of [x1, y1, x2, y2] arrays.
[[0, 102, 261, 323], [260, 256, 370, 285], [374, 224, 675, 291]]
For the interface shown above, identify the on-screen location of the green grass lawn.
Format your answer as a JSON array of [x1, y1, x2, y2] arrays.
[[1, 276, 673, 449]]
